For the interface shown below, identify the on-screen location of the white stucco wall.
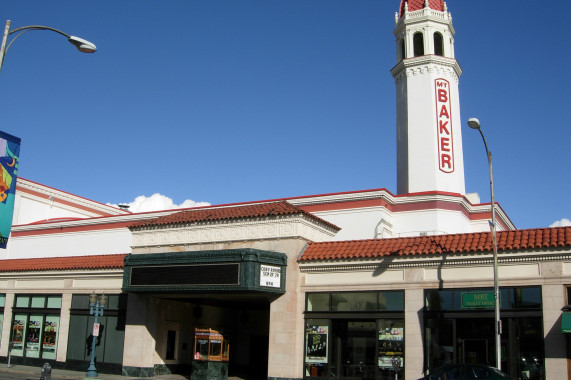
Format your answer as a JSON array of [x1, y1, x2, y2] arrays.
[[6, 228, 132, 259]]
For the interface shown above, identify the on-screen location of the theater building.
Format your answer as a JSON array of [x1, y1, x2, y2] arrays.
[[1, 1, 570, 380]]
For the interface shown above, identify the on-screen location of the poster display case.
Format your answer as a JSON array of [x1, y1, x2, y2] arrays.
[[305, 324, 328, 377], [378, 326, 404, 373]]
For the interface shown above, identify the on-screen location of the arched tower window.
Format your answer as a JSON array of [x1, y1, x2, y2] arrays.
[[413, 32, 424, 57], [399, 38, 405, 61], [434, 32, 444, 56]]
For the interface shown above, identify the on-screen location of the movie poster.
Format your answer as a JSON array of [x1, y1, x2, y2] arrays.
[[0, 130, 20, 249], [42, 317, 59, 360], [305, 325, 328, 364], [11, 319, 25, 352], [378, 327, 404, 369], [25, 318, 42, 358]]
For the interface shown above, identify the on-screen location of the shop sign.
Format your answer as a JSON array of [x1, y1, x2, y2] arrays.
[[461, 291, 495, 309], [435, 78, 454, 173], [260, 265, 281, 288]]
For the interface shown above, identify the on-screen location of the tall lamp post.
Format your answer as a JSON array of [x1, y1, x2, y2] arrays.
[[86, 293, 107, 378], [0, 19, 96, 75], [467, 117, 501, 370]]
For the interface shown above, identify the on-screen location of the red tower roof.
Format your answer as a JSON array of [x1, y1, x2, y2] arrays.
[[399, 0, 445, 17]]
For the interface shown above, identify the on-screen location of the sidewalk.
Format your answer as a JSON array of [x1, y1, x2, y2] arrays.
[[0, 363, 187, 380]]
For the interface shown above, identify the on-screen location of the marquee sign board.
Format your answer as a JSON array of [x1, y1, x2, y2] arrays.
[[122, 248, 287, 296], [260, 265, 281, 288]]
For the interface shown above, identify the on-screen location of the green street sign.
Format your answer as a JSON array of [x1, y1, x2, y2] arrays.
[[461, 291, 496, 309]]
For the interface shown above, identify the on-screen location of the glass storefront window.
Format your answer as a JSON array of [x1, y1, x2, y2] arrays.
[[316, 319, 404, 380], [46, 296, 62, 309], [15, 296, 29, 308], [67, 294, 127, 365], [332, 292, 377, 311], [0, 294, 5, 307], [10, 294, 62, 359], [307, 291, 405, 312], [31, 296, 45, 308], [307, 294, 329, 312], [380, 291, 405, 311]]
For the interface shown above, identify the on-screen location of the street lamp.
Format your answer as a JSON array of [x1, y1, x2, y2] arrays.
[[86, 293, 107, 378], [467, 117, 501, 370], [0, 19, 96, 76]]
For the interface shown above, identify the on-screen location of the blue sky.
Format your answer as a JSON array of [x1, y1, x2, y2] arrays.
[[0, 1, 569, 229]]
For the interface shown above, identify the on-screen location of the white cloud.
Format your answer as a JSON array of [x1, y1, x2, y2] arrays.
[[108, 193, 210, 213], [550, 218, 571, 227]]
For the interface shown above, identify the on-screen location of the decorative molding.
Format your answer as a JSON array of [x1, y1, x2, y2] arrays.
[[299, 254, 571, 273], [131, 214, 338, 249], [17, 178, 127, 217], [392, 56, 461, 82]]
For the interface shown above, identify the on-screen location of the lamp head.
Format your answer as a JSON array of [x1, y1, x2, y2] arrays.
[[89, 293, 98, 307], [68, 36, 96, 53], [99, 294, 108, 308], [467, 118, 481, 130]]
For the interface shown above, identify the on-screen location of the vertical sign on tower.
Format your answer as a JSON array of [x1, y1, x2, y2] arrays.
[[0, 130, 20, 249], [435, 78, 454, 173]]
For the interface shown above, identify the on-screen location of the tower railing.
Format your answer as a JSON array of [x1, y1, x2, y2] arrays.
[[403, 8, 450, 21]]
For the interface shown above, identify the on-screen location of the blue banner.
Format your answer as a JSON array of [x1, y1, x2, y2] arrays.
[[0, 130, 20, 249]]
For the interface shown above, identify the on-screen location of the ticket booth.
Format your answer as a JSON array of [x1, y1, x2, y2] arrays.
[[193, 328, 230, 380]]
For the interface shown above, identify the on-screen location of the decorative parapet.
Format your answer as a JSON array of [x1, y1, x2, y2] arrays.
[[131, 214, 338, 249]]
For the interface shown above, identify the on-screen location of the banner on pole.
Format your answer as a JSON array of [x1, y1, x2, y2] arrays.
[[0, 130, 21, 249]]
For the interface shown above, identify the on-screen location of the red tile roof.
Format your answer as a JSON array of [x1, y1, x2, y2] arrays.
[[399, 0, 444, 17], [0, 254, 127, 273], [299, 227, 571, 261], [130, 201, 340, 230]]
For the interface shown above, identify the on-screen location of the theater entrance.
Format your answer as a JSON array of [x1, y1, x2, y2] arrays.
[[122, 249, 287, 379]]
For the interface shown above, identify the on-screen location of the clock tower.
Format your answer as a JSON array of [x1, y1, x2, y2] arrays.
[[391, 0, 466, 195]]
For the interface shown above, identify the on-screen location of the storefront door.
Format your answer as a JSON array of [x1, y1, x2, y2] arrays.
[[332, 320, 377, 380]]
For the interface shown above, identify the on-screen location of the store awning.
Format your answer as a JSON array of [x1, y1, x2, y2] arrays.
[[561, 313, 571, 333]]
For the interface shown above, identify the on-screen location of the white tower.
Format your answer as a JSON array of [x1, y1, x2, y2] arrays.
[[391, 0, 466, 195]]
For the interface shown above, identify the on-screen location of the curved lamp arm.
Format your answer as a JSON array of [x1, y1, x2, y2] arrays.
[[0, 20, 96, 75]]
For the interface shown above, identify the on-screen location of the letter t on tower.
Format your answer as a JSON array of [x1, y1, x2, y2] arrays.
[[391, 0, 466, 195]]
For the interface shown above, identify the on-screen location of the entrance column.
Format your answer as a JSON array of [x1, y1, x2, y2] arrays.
[[0, 293, 14, 357], [542, 284, 567, 378], [405, 287, 424, 380], [122, 294, 159, 376]]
